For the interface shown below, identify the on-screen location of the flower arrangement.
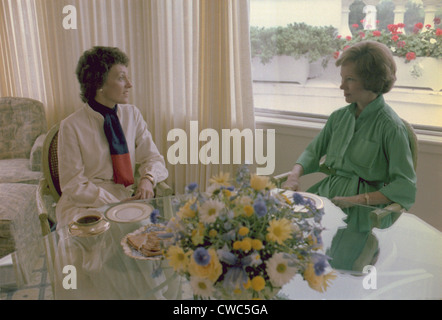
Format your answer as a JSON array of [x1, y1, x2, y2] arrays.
[[336, 18, 442, 63], [160, 165, 335, 299]]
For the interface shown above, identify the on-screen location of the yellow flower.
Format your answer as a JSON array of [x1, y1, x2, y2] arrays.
[[188, 248, 222, 282], [251, 276, 266, 292], [303, 263, 337, 293], [238, 227, 249, 237], [191, 223, 205, 246], [250, 174, 270, 191], [166, 246, 190, 272], [177, 199, 196, 219], [251, 239, 263, 250], [208, 229, 218, 238], [222, 189, 232, 197], [240, 237, 252, 252], [243, 205, 254, 217], [233, 241, 242, 250], [266, 218, 293, 245], [209, 172, 231, 186]]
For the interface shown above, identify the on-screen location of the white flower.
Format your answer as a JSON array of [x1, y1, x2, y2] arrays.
[[189, 276, 214, 298], [265, 253, 298, 287], [199, 199, 224, 223], [237, 195, 253, 206]]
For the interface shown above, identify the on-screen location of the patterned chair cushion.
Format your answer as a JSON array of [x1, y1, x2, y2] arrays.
[[0, 183, 43, 284], [0, 97, 47, 159], [0, 159, 43, 184], [0, 97, 47, 184]]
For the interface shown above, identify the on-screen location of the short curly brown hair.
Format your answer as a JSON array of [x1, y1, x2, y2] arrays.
[[336, 41, 396, 94], [76, 46, 129, 103]]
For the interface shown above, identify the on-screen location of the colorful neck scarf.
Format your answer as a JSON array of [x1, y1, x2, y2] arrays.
[[89, 100, 134, 187]]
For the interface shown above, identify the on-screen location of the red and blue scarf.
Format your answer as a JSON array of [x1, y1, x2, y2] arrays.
[[89, 100, 134, 187]]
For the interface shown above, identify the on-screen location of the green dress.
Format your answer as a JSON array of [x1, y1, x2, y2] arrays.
[[296, 95, 416, 211]]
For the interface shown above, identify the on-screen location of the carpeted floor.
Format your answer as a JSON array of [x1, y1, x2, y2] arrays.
[[0, 254, 53, 300]]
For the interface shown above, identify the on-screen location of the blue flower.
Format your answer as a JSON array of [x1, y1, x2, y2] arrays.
[[253, 199, 267, 217], [293, 192, 306, 205], [185, 182, 198, 193], [150, 209, 160, 224], [194, 247, 211, 266], [312, 253, 330, 276]]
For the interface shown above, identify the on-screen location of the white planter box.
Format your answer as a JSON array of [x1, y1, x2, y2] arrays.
[[252, 55, 310, 85], [394, 57, 442, 91]]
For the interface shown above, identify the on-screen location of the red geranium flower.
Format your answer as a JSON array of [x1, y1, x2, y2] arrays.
[[434, 17, 441, 25], [359, 31, 365, 39], [372, 30, 381, 37], [436, 28, 442, 36], [397, 23, 405, 29], [345, 36, 352, 41], [391, 35, 399, 42], [415, 23, 423, 29], [388, 24, 398, 33], [406, 52, 416, 61], [333, 51, 340, 59], [352, 23, 359, 29], [397, 41, 406, 48]]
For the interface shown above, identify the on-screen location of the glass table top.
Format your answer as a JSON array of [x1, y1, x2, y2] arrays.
[[43, 193, 442, 300]]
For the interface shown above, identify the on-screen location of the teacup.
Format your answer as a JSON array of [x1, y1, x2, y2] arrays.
[[75, 214, 102, 226]]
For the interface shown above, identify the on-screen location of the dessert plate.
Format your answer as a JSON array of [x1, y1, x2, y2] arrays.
[[106, 202, 154, 223], [121, 224, 170, 261]]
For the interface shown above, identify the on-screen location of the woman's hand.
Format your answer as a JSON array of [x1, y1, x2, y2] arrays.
[[281, 175, 301, 191], [124, 177, 154, 201], [281, 164, 304, 191]]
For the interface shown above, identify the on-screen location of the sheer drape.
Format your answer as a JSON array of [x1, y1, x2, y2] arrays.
[[0, 0, 255, 192]]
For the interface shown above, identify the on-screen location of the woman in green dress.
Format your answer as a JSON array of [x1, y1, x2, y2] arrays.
[[282, 41, 416, 211]]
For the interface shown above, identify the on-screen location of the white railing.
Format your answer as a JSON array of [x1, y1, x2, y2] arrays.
[[339, 0, 441, 37]]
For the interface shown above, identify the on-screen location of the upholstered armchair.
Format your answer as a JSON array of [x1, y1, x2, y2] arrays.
[[0, 97, 47, 286], [0, 97, 47, 184]]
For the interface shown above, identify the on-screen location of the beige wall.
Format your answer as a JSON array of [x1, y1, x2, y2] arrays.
[[257, 117, 442, 231]]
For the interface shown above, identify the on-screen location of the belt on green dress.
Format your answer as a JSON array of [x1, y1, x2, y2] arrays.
[[319, 163, 353, 179], [319, 163, 384, 191]]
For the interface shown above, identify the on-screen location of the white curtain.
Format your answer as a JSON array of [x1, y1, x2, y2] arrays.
[[0, 0, 255, 193]]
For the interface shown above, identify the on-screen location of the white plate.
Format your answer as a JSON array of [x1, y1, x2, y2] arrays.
[[281, 190, 324, 210], [121, 224, 169, 261], [105, 202, 154, 223]]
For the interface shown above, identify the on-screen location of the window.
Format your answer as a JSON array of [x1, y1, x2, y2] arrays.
[[250, 0, 442, 132]]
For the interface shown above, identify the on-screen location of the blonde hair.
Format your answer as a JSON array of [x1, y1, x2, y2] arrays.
[[336, 41, 396, 94]]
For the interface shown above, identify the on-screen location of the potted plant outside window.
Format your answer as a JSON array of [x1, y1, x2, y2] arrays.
[[250, 23, 342, 84]]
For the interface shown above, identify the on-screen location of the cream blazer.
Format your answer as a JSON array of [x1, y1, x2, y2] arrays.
[[56, 103, 168, 227]]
